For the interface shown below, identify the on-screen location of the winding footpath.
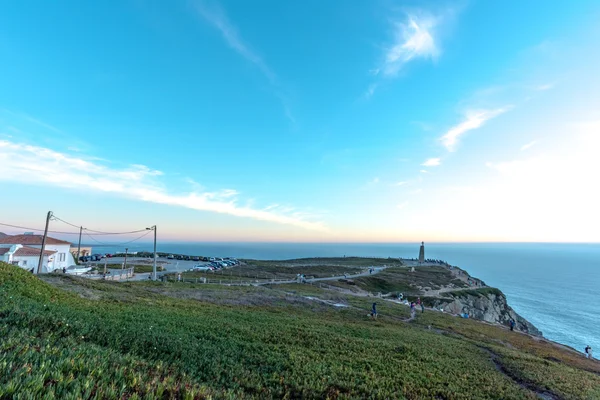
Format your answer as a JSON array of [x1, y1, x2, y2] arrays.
[[254, 266, 387, 286]]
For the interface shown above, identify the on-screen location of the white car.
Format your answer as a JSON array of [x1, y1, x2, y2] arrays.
[[192, 265, 213, 271], [65, 265, 92, 275]]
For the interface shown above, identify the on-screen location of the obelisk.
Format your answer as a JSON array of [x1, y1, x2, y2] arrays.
[[418, 241, 425, 263]]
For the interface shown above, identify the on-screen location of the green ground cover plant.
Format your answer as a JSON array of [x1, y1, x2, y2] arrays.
[[1, 262, 598, 399]]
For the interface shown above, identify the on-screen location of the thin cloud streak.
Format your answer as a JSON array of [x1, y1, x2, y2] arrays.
[[364, 83, 378, 99], [520, 140, 538, 151], [0, 140, 325, 231], [193, 1, 295, 123], [396, 201, 409, 209], [536, 83, 555, 91], [421, 157, 441, 167], [194, 1, 275, 83], [2, 108, 63, 134], [440, 107, 512, 151]]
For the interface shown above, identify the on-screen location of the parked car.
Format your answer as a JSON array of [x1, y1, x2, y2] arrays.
[[91, 254, 103, 261], [192, 265, 213, 271], [192, 256, 200, 261], [65, 265, 92, 275], [105, 253, 113, 258], [167, 254, 174, 259]]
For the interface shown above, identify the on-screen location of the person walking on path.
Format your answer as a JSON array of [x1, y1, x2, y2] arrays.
[[509, 319, 516, 331], [421, 302, 425, 313], [370, 302, 378, 319], [410, 302, 416, 319], [585, 345, 593, 359]]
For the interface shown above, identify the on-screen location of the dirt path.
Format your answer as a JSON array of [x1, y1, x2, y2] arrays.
[[253, 266, 386, 286]]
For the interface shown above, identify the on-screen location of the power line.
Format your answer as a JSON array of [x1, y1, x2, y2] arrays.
[[50, 215, 80, 229], [0, 222, 81, 235], [0, 219, 151, 237], [51, 215, 149, 235], [83, 230, 153, 247]]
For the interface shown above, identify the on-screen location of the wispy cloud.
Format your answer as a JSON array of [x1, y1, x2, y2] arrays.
[[0, 140, 325, 231], [440, 107, 512, 151], [421, 157, 441, 167], [364, 12, 444, 98], [396, 201, 409, 209], [419, 170, 428, 173], [535, 83, 555, 91], [193, 1, 294, 123], [393, 181, 407, 186], [382, 14, 439, 77], [411, 121, 434, 131], [520, 140, 538, 151], [2, 108, 63, 134], [364, 83, 378, 99], [194, 1, 274, 82]]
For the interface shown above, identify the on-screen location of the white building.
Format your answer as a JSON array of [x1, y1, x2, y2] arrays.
[[0, 234, 75, 273], [0, 245, 56, 272]]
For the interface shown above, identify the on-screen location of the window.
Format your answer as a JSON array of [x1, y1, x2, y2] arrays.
[[59, 253, 66, 262], [21, 260, 27, 266], [11, 261, 18, 266]]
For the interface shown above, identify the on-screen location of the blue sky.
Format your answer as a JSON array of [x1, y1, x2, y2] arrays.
[[1, 0, 599, 242]]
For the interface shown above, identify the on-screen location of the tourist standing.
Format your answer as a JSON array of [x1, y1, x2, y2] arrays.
[[421, 303, 425, 313], [585, 345, 593, 359], [371, 302, 378, 319], [509, 319, 516, 331]]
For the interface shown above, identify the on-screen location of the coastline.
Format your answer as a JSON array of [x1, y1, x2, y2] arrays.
[[76, 243, 599, 354]]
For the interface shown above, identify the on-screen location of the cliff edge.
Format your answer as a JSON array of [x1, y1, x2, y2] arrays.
[[429, 288, 543, 336]]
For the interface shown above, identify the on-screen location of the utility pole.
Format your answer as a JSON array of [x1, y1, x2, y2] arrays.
[[76, 226, 84, 262], [147, 225, 157, 281], [123, 248, 128, 271], [37, 211, 53, 274]]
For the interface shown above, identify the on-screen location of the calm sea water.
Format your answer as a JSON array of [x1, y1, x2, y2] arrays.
[[92, 242, 600, 353]]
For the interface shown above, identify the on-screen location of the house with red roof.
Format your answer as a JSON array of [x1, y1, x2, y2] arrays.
[[0, 234, 75, 273]]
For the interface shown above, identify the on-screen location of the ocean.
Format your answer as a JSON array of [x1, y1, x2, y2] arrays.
[[91, 241, 600, 354]]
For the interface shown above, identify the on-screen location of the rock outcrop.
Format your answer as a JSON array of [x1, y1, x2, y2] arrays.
[[431, 289, 543, 336]]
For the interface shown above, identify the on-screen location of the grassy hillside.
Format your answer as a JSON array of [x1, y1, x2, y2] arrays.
[[325, 265, 468, 296], [1, 262, 599, 399]]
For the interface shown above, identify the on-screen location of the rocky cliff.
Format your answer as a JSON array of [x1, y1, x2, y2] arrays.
[[430, 288, 543, 336]]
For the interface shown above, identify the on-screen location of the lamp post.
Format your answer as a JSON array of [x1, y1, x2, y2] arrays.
[[147, 226, 157, 280]]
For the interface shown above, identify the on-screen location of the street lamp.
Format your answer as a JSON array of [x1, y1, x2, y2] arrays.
[[146, 226, 157, 281]]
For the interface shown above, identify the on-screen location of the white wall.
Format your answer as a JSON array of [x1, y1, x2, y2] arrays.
[[27, 244, 74, 271], [11, 255, 40, 272]]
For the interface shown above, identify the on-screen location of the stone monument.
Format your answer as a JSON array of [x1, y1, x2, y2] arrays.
[[418, 241, 425, 263]]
